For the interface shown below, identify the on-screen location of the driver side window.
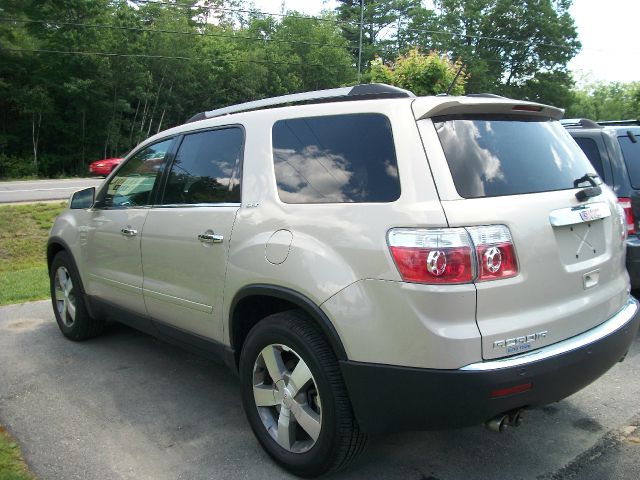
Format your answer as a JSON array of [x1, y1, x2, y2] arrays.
[[103, 139, 173, 208]]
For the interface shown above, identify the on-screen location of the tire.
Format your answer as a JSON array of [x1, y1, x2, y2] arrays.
[[50, 251, 105, 340], [239, 310, 367, 477]]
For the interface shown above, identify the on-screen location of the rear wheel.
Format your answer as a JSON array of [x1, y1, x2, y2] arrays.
[[50, 251, 104, 340], [239, 310, 367, 477]]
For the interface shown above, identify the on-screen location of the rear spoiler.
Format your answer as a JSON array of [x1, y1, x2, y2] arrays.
[[412, 97, 564, 121]]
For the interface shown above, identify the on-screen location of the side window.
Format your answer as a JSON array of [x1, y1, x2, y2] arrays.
[[574, 137, 605, 179], [162, 127, 243, 205], [272, 113, 401, 203], [102, 139, 173, 208]]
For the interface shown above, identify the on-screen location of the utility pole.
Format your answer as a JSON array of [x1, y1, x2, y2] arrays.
[[357, 0, 364, 82]]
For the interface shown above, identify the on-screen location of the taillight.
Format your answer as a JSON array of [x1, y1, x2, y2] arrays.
[[618, 197, 636, 235], [387, 225, 518, 284], [387, 228, 473, 284], [467, 225, 518, 281]]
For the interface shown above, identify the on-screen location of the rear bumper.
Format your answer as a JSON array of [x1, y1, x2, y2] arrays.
[[626, 236, 640, 289], [340, 297, 639, 435]]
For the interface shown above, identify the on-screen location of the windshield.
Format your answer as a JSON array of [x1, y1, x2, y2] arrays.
[[433, 115, 597, 198]]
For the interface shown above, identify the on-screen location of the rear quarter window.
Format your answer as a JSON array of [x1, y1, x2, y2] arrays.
[[573, 137, 605, 179], [434, 115, 597, 198], [272, 113, 400, 203]]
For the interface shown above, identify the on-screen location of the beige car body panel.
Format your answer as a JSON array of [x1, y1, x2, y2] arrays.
[[51, 94, 631, 371], [83, 207, 150, 315], [219, 100, 452, 350], [140, 205, 239, 341]]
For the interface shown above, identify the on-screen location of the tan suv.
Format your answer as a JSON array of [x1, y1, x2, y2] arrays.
[[48, 84, 640, 477]]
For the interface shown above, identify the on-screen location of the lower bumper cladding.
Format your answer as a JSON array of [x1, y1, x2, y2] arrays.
[[340, 297, 639, 435]]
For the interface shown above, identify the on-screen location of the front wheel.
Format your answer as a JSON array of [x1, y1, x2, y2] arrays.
[[50, 251, 104, 340], [239, 310, 367, 477]]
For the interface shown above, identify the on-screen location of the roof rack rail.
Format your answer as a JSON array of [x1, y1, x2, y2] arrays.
[[560, 118, 602, 129], [596, 119, 640, 127], [186, 83, 415, 123]]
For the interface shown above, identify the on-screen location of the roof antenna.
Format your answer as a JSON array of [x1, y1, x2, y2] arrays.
[[445, 62, 466, 95]]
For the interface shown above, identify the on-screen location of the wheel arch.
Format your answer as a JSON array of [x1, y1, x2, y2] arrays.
[[47, 237, 71, 272], [228, 284, 348, 368], [47, 237, 90, 298]]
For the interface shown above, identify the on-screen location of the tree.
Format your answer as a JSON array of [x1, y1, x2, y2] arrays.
[[371, 48, 466, 95], [566, 81, 640, 120], [404, 0, 580, 104]]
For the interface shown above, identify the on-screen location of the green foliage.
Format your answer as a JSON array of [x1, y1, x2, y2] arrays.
[[0, 426, 36, 480], [0, 2, 356, 178], [566, 81, 640, 120], [0, 202, 66, 305], [0, 0, 598, 176], [401, 0, 579, 105], [371, 49, 465, 95], [0, 154, 37, 179]]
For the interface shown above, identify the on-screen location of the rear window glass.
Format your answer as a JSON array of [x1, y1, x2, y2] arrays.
[[272, 113, 400, 203], [574, 137, 605, 179], [433, 115, 597, 198], [618, 135, 640, 189]]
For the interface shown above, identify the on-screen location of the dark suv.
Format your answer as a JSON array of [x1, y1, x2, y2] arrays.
[[563, 119, 640, 288]]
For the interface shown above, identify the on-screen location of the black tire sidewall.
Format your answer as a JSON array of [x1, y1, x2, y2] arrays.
[[239, 314, 341, 477], [50, 251, 90, 339]]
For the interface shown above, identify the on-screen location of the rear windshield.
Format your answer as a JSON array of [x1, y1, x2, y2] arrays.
[[618, 135, 640, 189], [433, 115, 597, 198]]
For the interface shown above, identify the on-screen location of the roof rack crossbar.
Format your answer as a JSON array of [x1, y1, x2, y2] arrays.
[[186, 83, 415, 123]]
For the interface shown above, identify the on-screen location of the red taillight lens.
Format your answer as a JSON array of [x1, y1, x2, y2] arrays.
[[467, 226, 519, 281], [388, 225, 518, 284], [618, 197, 636, 235], [388, 228, 474, 284]]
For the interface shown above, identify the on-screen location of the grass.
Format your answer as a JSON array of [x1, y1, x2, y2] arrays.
[[0, 202, 66, 306], [0, 427, 36, 480]]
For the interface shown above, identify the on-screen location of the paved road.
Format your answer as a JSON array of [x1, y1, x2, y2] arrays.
[[0, 178, 103, 203], [0, 301, 638, 480]]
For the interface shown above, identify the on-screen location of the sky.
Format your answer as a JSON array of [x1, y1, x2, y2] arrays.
[[250, 0, 640, 85]]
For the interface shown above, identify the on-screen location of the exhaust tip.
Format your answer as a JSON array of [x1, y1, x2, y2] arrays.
[[485, 409, 524, 432], [485, 414, 508, 432]]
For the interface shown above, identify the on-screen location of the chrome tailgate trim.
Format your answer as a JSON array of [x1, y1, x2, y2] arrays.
[[461, 297, 638, 371]]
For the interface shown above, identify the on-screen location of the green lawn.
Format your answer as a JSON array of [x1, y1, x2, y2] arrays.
[[0, 202, 66, 306], [0, 427, 35, 480]]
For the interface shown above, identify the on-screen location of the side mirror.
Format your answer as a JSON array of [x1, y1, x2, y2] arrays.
[[69, 187, 95, 209]]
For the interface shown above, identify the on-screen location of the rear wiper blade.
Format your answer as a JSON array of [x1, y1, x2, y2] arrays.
[[573, 173, 602, 201]]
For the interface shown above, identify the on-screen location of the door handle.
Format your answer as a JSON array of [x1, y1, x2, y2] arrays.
[[120, 227, 138, 237], [198, 231, 224, 244]]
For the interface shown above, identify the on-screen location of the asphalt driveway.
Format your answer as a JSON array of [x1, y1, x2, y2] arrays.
[[1, 301, 639, 480]]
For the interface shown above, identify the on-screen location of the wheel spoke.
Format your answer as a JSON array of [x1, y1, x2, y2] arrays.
[[276, 408, 296, 450], [57, 269, 67, 289], [261, 346, 286, 386], [54, 287, 65, 302], [64, 279, 73, 296], [253, 384, 279, 407], [288, 360, 313, 397], [291, 403, 321, 442], [66, 299, 76, 321]]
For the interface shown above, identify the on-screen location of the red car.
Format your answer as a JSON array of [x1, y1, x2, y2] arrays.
[[88, 157, 123, 176]]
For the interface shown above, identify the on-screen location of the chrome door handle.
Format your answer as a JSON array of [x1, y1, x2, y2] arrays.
[[120, 227, 138, 237], [198, 232, 224, 244]]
